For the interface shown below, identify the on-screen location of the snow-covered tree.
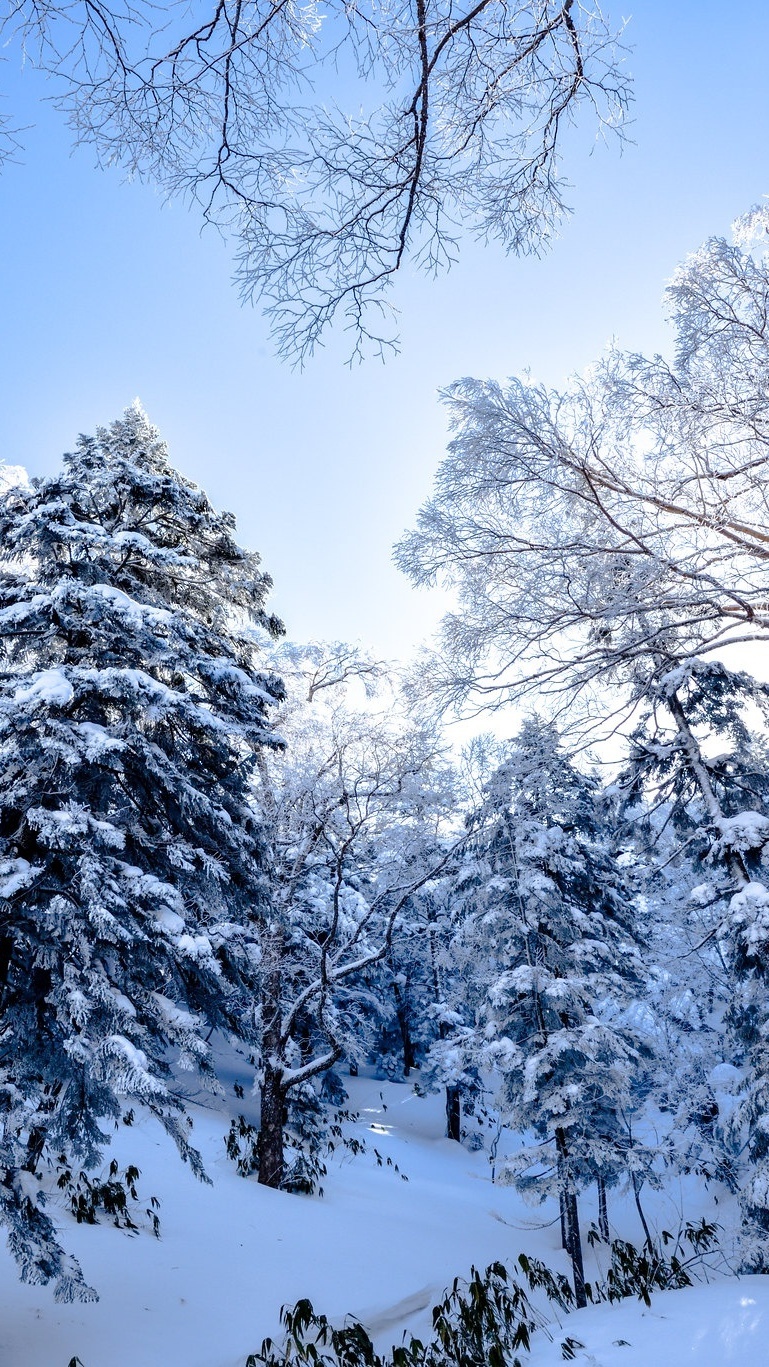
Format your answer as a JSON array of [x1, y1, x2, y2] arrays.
[[613, 660, 769, 1236], [0, 405, 283, 1297], [2, 2, 628, 359], [455, 719, 644, 1305], [397, 207, 769, 775], [398, 208, 769, 1249], [252, 642, 457, 1189]]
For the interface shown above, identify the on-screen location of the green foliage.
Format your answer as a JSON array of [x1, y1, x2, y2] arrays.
[[248, 1225, 723, 1367], [560, 1339, 585, 1361], [371, 1148, 408, 1182], [586, 1219, 721, 1308], [56, 1158, 161, 1237], [247, 1263, 542, 1367], [516, 1253, 574, 1310], [225, 1116, 260, 1178]]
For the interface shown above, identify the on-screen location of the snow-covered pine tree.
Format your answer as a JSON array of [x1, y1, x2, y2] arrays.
[[463, 718, 645, 1306], [0, 405, 283, 1298]]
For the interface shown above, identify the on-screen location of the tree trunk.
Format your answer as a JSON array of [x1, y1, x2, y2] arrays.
[[559, 1190, 569, 1252], [258, 1062, 285, 1189], [667, 688, 749, 887], [564, 1189, 587, 1309], [631, 1171, 654, 1252], [391, 975, 416, 1076], [557, 1149, 570, 1251], [445, 1085, 461, 1142], [556, 1128, 587, 1308], [597, 1174, 610, 1242], [258, 926, 286, 1189]]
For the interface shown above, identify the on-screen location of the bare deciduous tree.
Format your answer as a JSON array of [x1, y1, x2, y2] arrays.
[[254, 642, 458, 1187], [3, 0, 629, 358], [397, 208, 769, 723], [397, 207, 769, 882]]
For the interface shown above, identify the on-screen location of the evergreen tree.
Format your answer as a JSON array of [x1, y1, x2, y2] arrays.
[[460, 719, 644, 1305], [0, 405, 283, 1297]]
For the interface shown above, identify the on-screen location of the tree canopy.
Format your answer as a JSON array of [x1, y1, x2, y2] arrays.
[[3, 0, 628, 359]]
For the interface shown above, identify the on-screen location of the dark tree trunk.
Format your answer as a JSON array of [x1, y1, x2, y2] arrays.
[[559, 1190, 569, 1252], [258, 928, 286, 1190], [564, 1189, 587, 1309], [597, 1174, 610, 1242], [258, 1062, 285, 1190], [631, 1172, 654, 1252], [445, 1085, 461, 1142], [557, 1149, 569, 1251], [297, 1016, 313, 1066], [556, 1128, 587, 1308], [391, 977, 416, 1076]]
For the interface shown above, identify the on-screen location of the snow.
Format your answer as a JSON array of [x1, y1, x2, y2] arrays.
[[75, 721, 127, 759], [14, 667, 74, 708], [729, 881, 769, 949], [1, 1074, 766, 1367], [718, 812, 769, 854], [0, 464, 30, 493], [84, 582, 173, 629], [527, 1279, 769, 1366], [0, 857, 38, 898]]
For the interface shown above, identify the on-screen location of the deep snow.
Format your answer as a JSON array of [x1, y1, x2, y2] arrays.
[[0, 1074, 767, 1367]]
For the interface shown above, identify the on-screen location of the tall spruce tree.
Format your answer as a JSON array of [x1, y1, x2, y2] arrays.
[[460, 719, 644, 1305], [0, 405, 283, 1297]]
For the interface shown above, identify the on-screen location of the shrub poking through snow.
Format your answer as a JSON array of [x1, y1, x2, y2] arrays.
[[586, 1219, 722, 1307], [56, 1158, 160, 1237], [249, 1227, 724, 1367], [249, 1262, 549, 1367]]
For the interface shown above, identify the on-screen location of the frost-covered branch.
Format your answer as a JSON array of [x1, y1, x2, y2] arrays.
[[3, 0, 629, 358]]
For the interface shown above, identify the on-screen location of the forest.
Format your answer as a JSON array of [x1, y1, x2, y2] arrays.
[[1, 207, 769, 1364], [1, 0, 769, 1361]]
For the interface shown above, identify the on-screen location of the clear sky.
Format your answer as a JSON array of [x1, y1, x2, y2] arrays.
[[1, 2, 768, 659]]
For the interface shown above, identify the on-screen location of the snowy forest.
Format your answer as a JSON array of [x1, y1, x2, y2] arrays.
[[2, 0, 769, 1362], [2, 206, 769, 1363]]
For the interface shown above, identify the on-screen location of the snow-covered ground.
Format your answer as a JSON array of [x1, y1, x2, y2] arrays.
[[0, 1074, 766, 1367], [528, 1278, 769, 1366]]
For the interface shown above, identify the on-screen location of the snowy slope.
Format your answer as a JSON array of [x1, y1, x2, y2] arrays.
[[0, 1076, 765, 1367], [527, 1278, 769, 1367]]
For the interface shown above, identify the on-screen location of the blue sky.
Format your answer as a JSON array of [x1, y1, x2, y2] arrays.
[[1, 2, 768, 657]]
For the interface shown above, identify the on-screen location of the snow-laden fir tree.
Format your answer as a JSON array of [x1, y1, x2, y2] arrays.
[[0, 405, 283, 1298], [457, 719, 645, 1306]]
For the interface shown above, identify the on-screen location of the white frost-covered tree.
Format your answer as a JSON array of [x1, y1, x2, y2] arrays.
[[448, 719, 644, 1305], [398, 206, 769, 1247], [0, 405, 283, 1297], [252, 642, 456, 1189], [1, 2, 629, 359]]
